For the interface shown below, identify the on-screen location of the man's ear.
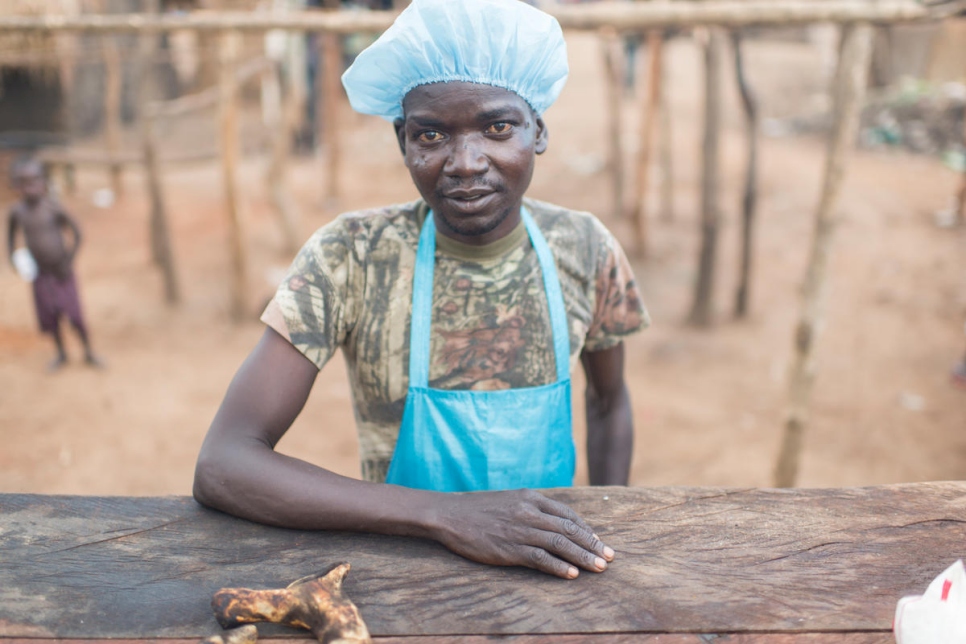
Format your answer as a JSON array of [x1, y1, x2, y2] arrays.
[[393, 118, 407, 157], [534, 114, 548, 155]]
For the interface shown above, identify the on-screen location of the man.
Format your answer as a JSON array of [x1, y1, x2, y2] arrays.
[[194, 0, 648, 580], [6, 158, 101, 371]]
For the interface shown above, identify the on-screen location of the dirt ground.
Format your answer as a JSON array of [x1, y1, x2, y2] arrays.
[[2, 33, 965, 496]]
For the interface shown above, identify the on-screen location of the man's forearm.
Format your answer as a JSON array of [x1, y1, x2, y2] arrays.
[[585, 382, 633, 485], [194, 436, 440, 539], [193, 433, 616, 579], [7, 218, 17, 269]]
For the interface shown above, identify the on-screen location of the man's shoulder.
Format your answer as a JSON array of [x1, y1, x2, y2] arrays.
[[8, 200, 26, 218], [524, 198, 617, 248], [297, 200, 424, 256], [334, 200, 425, 235]]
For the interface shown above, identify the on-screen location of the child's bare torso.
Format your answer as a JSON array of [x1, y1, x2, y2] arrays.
[[12, 198, 73, 278]]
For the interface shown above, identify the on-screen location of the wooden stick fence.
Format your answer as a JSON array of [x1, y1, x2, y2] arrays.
[[773, 22, 875, 488], [0, 2, 961, 33], [629, 30, 663, 255], [101, 36, 123, 197], [2, 0, 960, 485], [687, 27, 725, 328], [601, 31, 625, 224]]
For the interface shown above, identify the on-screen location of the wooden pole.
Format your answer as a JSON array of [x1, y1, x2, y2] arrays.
[[137, 32, 180, 304], [141, 108, 181, 305], [732, 30, 760, 319], [955, 111, 966, 227], [264, 60, 301, 254], [0, 2, 957, 33], [630, 30, 664, 254], [956, 171, 966, 228], [320, 30, 342, 202], [773, 23, 874, 488], [284, 23, 309, 140], [601, 30, 625, 221], [138, 32, 163, 265], [658, 33, 674, 224], [687, 27, 725, 328], [102, 35, 124, 197], [55, 33, 77, 196], [218, 29, 249, 322]]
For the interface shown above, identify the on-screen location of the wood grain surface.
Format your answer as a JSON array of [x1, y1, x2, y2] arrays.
[[0, 636, 896, 644], [2, 484, 964, 638]]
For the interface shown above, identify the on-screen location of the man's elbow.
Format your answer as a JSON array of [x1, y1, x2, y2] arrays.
[[586, 381, 630, 419], [192, 447, 228, 510]]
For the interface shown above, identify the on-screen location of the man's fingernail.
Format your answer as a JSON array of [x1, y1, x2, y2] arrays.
[[603, 546, 615, 560], [595, 557, 607, 570], [568, 566, 579, 578], [592, 533, 599, 540]]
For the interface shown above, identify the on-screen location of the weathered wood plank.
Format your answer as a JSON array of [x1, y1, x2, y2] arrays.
[[0, 635, 896, 644], [1, 484, 963, 638]]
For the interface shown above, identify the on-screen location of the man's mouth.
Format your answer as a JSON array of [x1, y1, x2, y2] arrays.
[[443, 189, 494, 202], [438, 189, 501, 217]]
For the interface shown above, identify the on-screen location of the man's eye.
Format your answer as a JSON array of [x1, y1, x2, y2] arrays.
[[486, 122, 512, 135], [417, 130, 443, 143]]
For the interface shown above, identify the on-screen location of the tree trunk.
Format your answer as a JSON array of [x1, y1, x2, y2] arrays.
[[687, 28, 725, 328], [773, 23, 874, 488]]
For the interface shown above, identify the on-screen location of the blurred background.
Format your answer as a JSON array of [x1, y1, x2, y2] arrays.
[[0, 0, 964, 495]]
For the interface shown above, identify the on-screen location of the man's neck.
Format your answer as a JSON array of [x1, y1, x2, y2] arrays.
[[22, 196, 43, 210], [436, 217, 527, 262], [431, 202, 524, 248]]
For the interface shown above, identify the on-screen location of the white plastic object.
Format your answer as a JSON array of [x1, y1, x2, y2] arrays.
[[12, 247, 38, 282], [894, 559, 966, 644]]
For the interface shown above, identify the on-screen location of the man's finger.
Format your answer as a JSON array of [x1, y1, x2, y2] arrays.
[[519, 545, 580, 579], [534, 497, 615, 561], [536, 496, 595, 532], [549, 515, 612, 560], [531, 528, 608, 573]]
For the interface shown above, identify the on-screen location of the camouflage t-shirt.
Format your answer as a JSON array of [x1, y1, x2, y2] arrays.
[[261, 198, 649, 482]]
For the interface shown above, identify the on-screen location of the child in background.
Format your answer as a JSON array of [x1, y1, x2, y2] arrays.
[[6, 158, 102, 371]]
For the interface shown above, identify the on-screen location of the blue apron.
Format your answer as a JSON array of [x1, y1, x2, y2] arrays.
[[385, 207, 575, 492]]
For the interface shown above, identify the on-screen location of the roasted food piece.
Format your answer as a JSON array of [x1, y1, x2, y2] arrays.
[[211, 564, 371, 644]]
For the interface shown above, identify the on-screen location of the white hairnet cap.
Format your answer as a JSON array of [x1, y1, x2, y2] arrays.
[[341, 0, 569, 122]]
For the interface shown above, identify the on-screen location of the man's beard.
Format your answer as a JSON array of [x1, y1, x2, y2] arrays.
[[437, 204, 513, 237]]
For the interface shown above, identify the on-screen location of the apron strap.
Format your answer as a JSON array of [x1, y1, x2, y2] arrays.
[[409, 212, 438, 388], [521, 207, 571, 383], [409, 207, 571, 388]]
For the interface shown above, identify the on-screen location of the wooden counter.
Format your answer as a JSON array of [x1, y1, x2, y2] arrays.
[[3, 483, 965, 642]]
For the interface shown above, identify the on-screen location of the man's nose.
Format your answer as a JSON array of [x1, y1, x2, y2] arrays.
[[444, 136, 489, 177]]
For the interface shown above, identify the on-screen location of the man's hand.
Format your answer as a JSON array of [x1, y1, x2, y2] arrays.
[[429, 488, 615, 579]]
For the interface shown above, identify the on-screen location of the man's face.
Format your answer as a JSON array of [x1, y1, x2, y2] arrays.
[[395, 82, 548, 245], [16, 166, 46, 203]]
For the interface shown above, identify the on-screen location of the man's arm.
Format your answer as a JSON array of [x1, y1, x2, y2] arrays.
[[7, 208, 19, 269], [55, 208, 82, 263], [581, 342, 634, 485], [195, 327, 615, 579]]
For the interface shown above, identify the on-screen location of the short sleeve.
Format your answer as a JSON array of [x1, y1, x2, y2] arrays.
[[583, 226, 650, 352], [260, 218, 358, 370]]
